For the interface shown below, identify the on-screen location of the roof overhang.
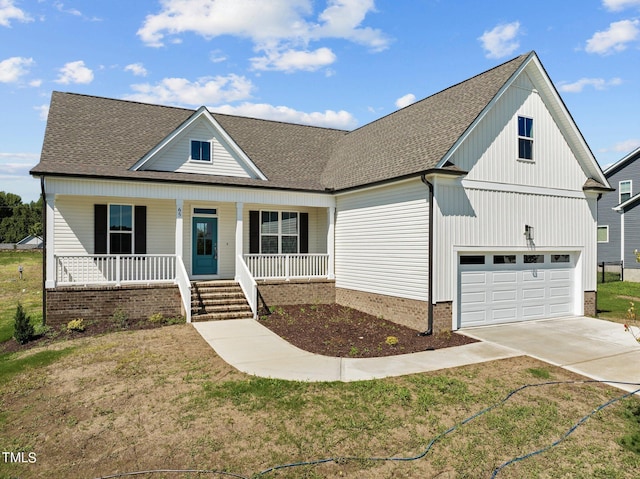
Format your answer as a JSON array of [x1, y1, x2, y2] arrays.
[[613, 191, 640, 212]]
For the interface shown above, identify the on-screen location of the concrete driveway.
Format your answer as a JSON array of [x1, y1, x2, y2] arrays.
[[460, 316, 640, 393]]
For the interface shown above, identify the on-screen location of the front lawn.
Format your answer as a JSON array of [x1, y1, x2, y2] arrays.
[[597, 281, 640, 322]]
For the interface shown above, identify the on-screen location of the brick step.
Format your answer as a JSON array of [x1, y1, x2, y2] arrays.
[[195, 303, 251, 313], [195, 286, 243, 295], [192, 280, 238, 287], [192, 297, 248, 307], [191, 310, 253, 321], [194, 291, 245, 299]]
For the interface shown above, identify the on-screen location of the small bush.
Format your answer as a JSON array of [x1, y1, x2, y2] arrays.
[[13, 303, 34, 345], [148, 313, 165, 324], [110, 308, 129, 329], [165, 316, 186, 325], [66, 318, 85, 332], [385, 336, 399, 347]]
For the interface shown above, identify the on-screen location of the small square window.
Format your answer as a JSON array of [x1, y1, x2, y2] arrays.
[[518, 116, 533, 161], [551, 254, 570, 263], [493, 255, 516, 264], [597, 226, 609, 243], [191, 140, 211, 162]]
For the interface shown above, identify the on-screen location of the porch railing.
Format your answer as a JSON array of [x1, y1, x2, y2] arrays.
[[243, 254, 329, 280], [175, 256, 192, 323], [55, 254, 177, 286], [236, 255, 257, 319]]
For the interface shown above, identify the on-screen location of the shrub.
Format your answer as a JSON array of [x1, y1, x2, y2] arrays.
[[66, 318, 85, 332], [13, 303, 34, 345], [385, 336, 399, 347], [148, 313, 165, 324], [110, 308, 129, 329]]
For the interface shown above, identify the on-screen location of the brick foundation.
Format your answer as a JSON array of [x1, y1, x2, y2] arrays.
[[584, 290, 597, 317], [335, 287, 429, 331], [257, 279, 335, 307], [45, 284, 182, 328]]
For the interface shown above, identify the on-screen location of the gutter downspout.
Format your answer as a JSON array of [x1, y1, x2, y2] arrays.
[[420, 174, 434, 336], [40, 176, 47, 326]]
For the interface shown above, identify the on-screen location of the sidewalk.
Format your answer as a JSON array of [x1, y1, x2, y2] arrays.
[[192, 318, 522, 382]]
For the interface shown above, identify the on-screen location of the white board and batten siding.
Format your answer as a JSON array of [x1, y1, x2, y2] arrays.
[[335, 178, 429, 302], [53, 196, 175, 255], [139, 119, 255, 178]]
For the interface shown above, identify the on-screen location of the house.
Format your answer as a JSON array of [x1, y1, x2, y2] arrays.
[[31, 51, 611, 333], [17, 235, 43, 248], [597, 146, 640, 281]]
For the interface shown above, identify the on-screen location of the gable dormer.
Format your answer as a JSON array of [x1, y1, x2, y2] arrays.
[[131, 106, 267, 180]]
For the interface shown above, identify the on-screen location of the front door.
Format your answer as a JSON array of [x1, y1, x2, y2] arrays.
[[192, 217, 218, 275]]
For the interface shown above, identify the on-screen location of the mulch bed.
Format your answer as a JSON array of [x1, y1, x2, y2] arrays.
[[259, 303, 477, 358]]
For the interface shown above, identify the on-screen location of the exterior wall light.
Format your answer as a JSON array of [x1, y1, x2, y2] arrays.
[[524, 225, 534, 241]]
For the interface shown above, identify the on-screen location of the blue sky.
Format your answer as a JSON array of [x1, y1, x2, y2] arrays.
[[1, 0, 639, 203]]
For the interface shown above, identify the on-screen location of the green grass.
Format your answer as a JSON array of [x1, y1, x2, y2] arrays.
[[597, 281, 640, 321], [0, 348, 74, 385]]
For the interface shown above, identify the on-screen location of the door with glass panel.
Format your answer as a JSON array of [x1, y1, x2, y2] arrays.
[[192, 217, 218, 275]]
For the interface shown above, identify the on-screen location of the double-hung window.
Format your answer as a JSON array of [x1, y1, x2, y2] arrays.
[[109, 204, 133, 254], [190, 140, 211, 162], [620, 180, 632, 203], [260, 211, 299, 254], [518, 116, 533, 160]]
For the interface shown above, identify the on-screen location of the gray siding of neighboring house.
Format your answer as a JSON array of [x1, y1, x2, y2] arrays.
[[598, 150, 640, 268]]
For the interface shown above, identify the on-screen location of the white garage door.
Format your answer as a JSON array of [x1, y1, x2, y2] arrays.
[[458, 252, 576, 328]]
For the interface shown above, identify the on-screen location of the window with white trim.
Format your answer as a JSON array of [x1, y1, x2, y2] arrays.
[[190, 140, 211, 162], [518, 116, 533, 160], [260, 211, 299, 254], [597, 225, 609, 243], [619, 180, 632, 203], [109, 204, 133, 254]]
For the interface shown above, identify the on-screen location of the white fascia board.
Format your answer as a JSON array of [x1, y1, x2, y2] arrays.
[[461, 179, 586, 199], [130, 106, 268, 181], [613, 191, 640, 212], [604, 146, 640, 176]]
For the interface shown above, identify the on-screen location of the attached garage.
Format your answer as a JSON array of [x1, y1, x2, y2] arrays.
[[458, 252, 578, 328]]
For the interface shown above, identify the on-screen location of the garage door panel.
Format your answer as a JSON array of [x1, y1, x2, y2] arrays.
[[459, 252, 576, 328]]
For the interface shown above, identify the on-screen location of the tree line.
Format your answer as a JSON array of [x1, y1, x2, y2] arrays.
[[0, 191, 43, 244]]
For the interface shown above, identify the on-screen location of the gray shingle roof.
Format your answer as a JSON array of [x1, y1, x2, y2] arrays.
[[32, 53, 531, 192]]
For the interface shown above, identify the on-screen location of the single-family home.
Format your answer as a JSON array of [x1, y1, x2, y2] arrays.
[[31, 51, 611, 333], [597, 146, 640, 281]]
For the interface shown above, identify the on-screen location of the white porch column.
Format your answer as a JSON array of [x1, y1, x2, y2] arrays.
[[45, 193, 56, 289], [175, 199, 183, 258], [327, 206, 335, 280], [235, 202, 244, 280]]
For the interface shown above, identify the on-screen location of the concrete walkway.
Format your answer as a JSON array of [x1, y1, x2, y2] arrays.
[[194, 316, 640, 391], [193, 318, 522, 382], [462, 316, 640, 393]]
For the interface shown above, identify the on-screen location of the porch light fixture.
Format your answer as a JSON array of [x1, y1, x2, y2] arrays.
[[524, 225, 534, 241]]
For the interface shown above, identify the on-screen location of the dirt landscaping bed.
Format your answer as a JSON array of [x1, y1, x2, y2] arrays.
[[259, 303, 476, 358]]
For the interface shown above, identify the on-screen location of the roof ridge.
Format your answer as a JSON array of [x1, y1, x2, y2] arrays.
[[53, 91, 195, 114], [209, 109, 350, 133]]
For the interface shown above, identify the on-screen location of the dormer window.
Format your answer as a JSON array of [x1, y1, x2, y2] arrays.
[[190, 140, 211, 162], [620, 180, 632, 203], [518, 116, 533, 161]]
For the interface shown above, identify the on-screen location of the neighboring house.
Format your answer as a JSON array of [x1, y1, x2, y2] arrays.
[[31, 51, 611, 333], [597, 146, 640, 281], [17, 235, 43, 248]]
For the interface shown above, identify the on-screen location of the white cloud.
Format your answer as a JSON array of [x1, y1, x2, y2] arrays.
[[0, 0, 32, 27], [612, 139, 640, 152], [557, 77, 623, 92], [586, 19, 639, 54], [602, 0, 640, 11], [479, 21, 521, 59], [34, 104, 49, 121], [209, 49, 227, 63], [0, 152, 40, 176], [251, 47, 336, 72], [0, 56, 34, 83], [124, 74, 253, 106], [212, 102, 357, 129], [137, 0, 389, 72], [56, 60, 94, 84], [124, 63, 148, 77], [394, 93, 416, 109]]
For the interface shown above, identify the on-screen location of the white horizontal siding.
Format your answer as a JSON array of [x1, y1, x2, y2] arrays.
[[453, 72, 586, 191], [335, 179, 429, 301], [433, 180, 597, 303], [54, 196, 174, 255], [46, 178, 335, 208], [142, 120, 255, 178]]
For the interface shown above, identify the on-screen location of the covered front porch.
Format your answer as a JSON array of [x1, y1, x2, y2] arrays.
[[45, 184, 336, 322]]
